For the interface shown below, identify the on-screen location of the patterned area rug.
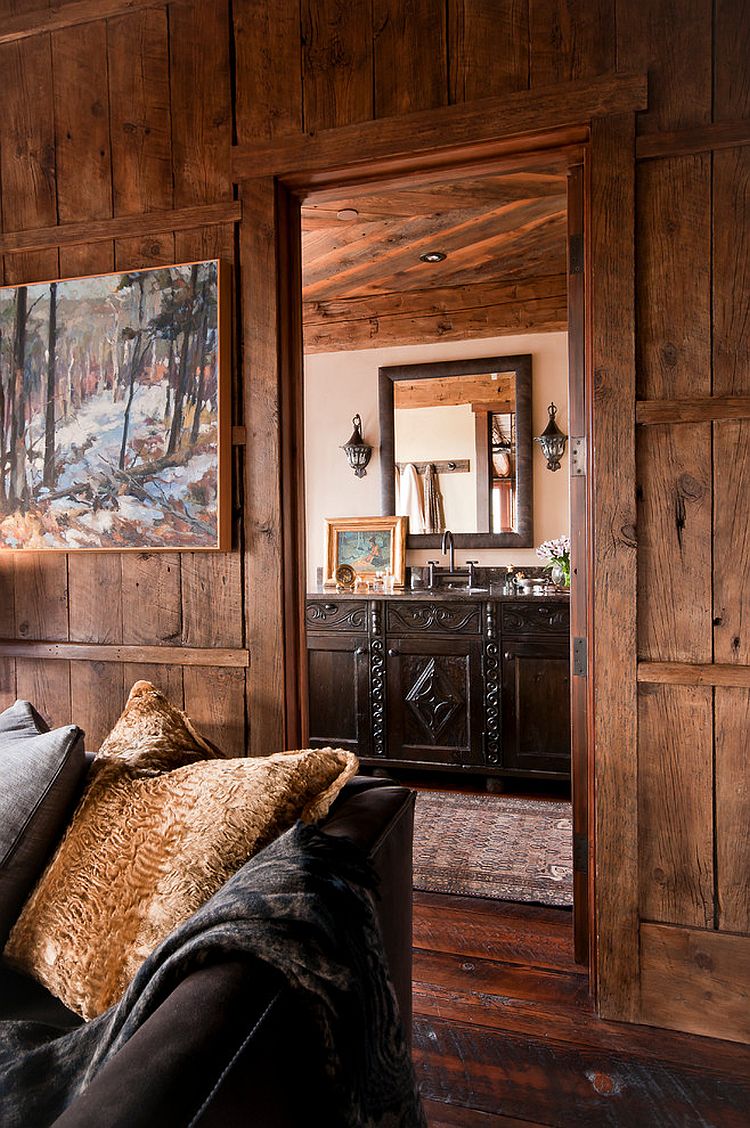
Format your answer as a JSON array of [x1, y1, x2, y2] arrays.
[[413, 791, 573, 907]]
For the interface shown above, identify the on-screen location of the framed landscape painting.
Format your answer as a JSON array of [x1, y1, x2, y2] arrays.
[[0, 259, 231, 551], [324, 516, 407, 584]]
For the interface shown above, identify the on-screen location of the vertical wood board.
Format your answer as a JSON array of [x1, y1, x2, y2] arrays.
[[638, 683, 714, 929], [589, 113, 639, 1020], [301, 0, 374, 130], [373, 0, 448, 117], [448, 0, 529, 103], [635, 156, 711, 400], [529, 0, 614, 86], [715, 687, 750, 933], [636, 424, 712, 662]]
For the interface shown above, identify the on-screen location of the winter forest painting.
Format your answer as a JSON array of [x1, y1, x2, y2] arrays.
[[0, 259, 228, 550]]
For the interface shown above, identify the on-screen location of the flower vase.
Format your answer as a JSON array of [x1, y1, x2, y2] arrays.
[[550, 562, 567, 588]]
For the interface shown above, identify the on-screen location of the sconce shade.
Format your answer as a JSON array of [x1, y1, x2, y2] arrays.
[[535, 402, 567, 472], [342, 413, 372, 478]]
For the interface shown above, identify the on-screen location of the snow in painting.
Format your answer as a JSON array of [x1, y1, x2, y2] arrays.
[[0, 260, 222, 549]]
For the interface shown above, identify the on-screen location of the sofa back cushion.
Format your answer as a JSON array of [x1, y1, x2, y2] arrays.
[[5, 682, 357, 1019], [0, 701, 86, 947]]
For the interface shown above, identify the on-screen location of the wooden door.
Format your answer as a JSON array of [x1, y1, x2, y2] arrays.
[[501, 637, 571, 776], [386, 636, 484, 769]]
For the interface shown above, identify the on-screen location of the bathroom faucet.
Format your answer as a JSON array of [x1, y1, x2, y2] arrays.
[[441, 529, 456, 573]]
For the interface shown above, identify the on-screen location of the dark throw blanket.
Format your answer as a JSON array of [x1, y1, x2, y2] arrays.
[[0, 822, 425, 1127]]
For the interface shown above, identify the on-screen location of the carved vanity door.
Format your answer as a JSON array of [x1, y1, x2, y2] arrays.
[[501, 636, 571, 776], [305, 601, 370, 757], [385, 636, 484, 768]]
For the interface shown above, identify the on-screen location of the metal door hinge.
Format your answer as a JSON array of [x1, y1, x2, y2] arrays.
[[573, 831, 589, 875], [570, 436, 587, 477], [573, 637, 587, 677], [568, 233, 584, 275]]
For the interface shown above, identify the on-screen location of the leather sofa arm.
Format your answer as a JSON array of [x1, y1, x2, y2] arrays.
[[51, 782, 416, 1128]]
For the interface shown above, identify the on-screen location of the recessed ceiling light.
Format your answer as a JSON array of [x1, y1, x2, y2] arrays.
[[336, 208, 359, 221], [419, 251, 447, 263]]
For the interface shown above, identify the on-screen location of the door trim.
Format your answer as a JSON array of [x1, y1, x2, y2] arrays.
[[235, 85, 642, 1017]]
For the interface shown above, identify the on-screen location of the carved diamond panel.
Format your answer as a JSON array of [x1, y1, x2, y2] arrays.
[[405, 657, 464, 743]]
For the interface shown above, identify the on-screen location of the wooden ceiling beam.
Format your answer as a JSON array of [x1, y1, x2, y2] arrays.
[[394, 372, 516, 410], [303, 276, 567, 353]]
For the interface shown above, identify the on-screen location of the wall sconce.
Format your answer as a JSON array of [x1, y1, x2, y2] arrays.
[[341, 414, 372, 478], [535, 402, 567, 472]]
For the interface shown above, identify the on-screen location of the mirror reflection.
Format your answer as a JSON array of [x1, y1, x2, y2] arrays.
[[394, 370, 517, 535], [379, 354, 533, 548]]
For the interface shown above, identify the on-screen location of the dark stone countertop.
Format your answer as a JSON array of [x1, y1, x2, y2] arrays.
[[306, 587, 569, 602]]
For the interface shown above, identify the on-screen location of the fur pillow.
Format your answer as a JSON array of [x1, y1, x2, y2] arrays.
[[4, 682, 357, 1019]]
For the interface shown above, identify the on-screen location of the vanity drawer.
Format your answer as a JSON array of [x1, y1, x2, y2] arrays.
[[305, 600, 368, 632], [502, 601, 570, 636], [386, 601, 482, 636]]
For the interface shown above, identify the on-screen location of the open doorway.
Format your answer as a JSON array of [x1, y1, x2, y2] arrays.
[[294, 149, 590, 968]]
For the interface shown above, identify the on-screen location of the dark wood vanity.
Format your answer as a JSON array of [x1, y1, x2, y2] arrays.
[[305, 591, 570, 781]]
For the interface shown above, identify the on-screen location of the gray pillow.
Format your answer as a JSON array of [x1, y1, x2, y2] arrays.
[[0, 700, 86, 947]]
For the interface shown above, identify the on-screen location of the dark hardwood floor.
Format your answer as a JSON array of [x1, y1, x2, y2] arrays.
[[413, 892, 750, 1126]]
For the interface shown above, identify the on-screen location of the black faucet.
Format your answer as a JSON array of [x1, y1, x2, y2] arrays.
[[441, 529, 455, 573]]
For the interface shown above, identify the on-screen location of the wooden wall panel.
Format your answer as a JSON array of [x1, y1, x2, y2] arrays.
[[15, 657, 69, 730], [448, 0, 529, 102], [636, 425, 712, 662], [638, 683, 714, 929], [640, 922, 750, 1044], [232, 0, 302, 143], [70, 660, 125, 750], [713, 139, 750, 938], [301, 0, 373, 130], [715, 689, 750, 933], [714, 0, 750, 122], [636, 158, 711, 400], [616, 0, 712, 134], [529, 0, 614, 85], [106, 9, 172, 221], [51, 21, 119, 738], [373, 0, 448, 117], [183, 666, 246, 756], [0, 30, 67, 719]]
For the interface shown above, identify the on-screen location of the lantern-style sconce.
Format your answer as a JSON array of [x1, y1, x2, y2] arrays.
[[535, 402, 567, 472], [341, 414, 372, 478]]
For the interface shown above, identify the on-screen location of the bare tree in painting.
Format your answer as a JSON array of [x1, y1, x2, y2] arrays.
[[43, 281, 57, 487], [118, 273, 151, 471], [167, 263, 199, 455], [8, 285, 28, 503], [190, 270, 212, 446]]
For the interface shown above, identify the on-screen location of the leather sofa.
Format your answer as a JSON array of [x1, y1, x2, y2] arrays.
[[0, 775, 416, 1127]]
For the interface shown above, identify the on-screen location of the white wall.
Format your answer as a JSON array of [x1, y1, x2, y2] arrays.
[[304, 332, 569, 586], [395, 403, 477, 532]]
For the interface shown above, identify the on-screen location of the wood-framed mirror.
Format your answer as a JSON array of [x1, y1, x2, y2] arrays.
[[379, 354, 533, 549]]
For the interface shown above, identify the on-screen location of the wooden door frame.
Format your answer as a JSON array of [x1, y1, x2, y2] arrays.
[[234, 75, 644, 1018]]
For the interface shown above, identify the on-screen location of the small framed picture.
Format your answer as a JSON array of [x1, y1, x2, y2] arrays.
[[324, 516, 407, 585]]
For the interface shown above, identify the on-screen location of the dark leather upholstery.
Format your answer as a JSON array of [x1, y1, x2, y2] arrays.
[[0, 777, 415, 1127]]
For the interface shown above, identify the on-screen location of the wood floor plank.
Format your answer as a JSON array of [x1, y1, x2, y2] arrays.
[[423, 1099, 546, 1127], [414, 1015, 750, 1127], [413, 892, 750, 1124], [413, 891, 577, 973]]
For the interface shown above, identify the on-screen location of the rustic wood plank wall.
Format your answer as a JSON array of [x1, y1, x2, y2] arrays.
[[1, 0, 749, 1037]]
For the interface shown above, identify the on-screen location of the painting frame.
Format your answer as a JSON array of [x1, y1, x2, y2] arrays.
[[0, 258, 232, 552], [324, 515, 407, 585]]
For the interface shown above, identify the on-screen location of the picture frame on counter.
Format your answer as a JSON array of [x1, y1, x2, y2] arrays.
[[324, 515, 407, 586]]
